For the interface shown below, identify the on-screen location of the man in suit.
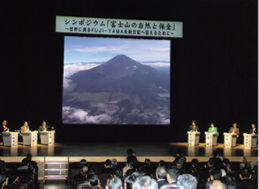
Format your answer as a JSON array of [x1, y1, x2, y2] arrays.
[[249, 123, 257, 134], [38, 121, 54, 132], [1, 120, 9, 133], [189, 120, 199, 132], [228, 123, 240, 137]]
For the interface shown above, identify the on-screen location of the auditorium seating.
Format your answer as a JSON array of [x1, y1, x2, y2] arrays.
[[67, 159, 258, 189], [0, 156, 257, 188], [0, 161, 38, 189]]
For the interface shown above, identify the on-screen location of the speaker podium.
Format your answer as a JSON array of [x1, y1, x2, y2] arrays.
[[2, 132, 18, 147], [223, 133, 238, 148], [243, 133, 257, 149], [22, 131, 38, 146], [39, 131, 55, 145], [187, 131, 200, 146], [205, 132, 218, 147]]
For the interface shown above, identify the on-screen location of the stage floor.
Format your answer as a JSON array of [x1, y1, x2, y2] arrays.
[[0, 142, 257, 158]]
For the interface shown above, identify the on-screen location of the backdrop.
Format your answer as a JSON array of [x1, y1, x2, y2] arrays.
[[1, 0, 257, 143]]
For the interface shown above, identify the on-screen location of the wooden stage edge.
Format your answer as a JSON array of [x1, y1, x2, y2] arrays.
[[0, 156, 257, 163]]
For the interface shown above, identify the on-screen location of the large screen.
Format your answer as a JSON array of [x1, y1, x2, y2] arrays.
[[62, 36, 171, 125]]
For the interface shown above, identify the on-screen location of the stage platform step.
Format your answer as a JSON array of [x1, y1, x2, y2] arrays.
[[44, 157, 68, 181]]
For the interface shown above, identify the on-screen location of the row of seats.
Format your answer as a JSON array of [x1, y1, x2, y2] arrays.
[[67, 160, 250, 189], [0, 155, 38, 189]]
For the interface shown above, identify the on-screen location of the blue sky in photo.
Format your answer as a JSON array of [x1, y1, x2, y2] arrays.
[[64, 36, 171, 64]]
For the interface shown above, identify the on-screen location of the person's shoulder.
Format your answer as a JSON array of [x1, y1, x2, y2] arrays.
[[161, 183, 182, 189]]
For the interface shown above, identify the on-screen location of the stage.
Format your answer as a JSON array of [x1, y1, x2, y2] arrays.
[[0, 142, 257, 159]]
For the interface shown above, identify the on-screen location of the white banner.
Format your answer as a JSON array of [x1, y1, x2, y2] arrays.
[[56, 16, 183, 38]]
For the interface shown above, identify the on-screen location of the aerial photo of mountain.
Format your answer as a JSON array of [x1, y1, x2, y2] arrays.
[[62, 36, 170, 125], [63, 54, 170, 124]]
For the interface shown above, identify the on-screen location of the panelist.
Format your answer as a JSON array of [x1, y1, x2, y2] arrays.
[[189, 120, 199, 132], [208, 123, 218, 133], [20, 121, 30, 133], [228, 123, 240, 137], [1, 120, 9, 133], [249, 123, 257, 135], [39, 121, 54, 132]]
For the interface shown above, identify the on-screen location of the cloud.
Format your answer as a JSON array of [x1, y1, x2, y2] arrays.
[[142, 62, 170, 67], [62, 106, 112, 124], [71, 46, 122, 53], [63, 63, 99, 88]]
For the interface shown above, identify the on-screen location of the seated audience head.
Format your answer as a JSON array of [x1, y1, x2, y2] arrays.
[[175, 150, 183, 158], [240, 168, 252, 180], [80, 159, 87, 166], [105, 159, 112, 168], [158, 160, 166, 167], [111, 159, 117, 167], [191, 159, 199, 167], [156, 166, 167, 180], [22, 158, 29, 165], [107, 176, 122, 189], [127, 149, 137, 164], [126, 172, 141, 189], [175, 157, 186, 167], [207, 180, 226, 189], [166, 168, 178, 183], [177, 174, 197, 189], [144, 159, 151, 166], [26, 153, 32, 161], [114, 169, 122, 178], [209, 169, 222, 181], [133, 176, 158, 189], [222, 159, 230, 166], [88, 174, 99, 186], [81, 164, 88, 174]]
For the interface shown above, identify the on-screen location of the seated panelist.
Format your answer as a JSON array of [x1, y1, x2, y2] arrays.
[[249, 123, 257, 135], [39, 121, 54, 132], [20, 121, 30, 133], [208, 123, 218, 133], [228, 123, 240, 137], [1, 120, 9, 133], [189, 120, 199, 132]]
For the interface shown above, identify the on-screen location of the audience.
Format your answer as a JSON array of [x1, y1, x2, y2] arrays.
[[0, 149, 257, 189], [155, 166, 168, 188], [133, 176, 158, 189], [106, 175, 122, 189], [165, 168, 178, 185], [127, 149, 138, 165], [206, 180, 226, 189], [69, 149, 258, 189], [177, 174, 197, 189], [0, 154, 39, 189], [237, 168, 255, 189]]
